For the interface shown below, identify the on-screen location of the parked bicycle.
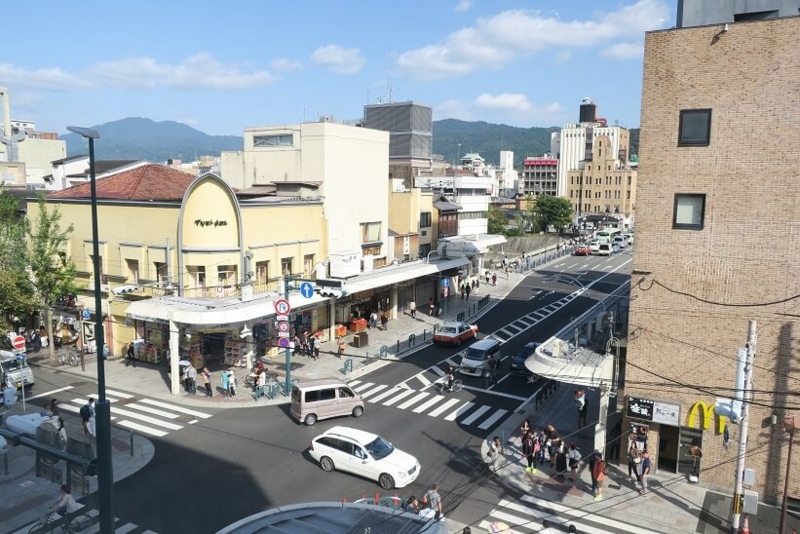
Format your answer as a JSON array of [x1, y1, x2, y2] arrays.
[[244, 369, 278, 388], [58, 351, 79, 367]]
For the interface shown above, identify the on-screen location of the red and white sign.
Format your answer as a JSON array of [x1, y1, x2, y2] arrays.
[[274, 298, 291, 315], [11, 335, 25, 351], [277, 322, 290, 333]]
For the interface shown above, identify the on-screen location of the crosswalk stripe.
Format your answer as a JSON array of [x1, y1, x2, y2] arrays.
[[445, 358, 460, 367], [412, 395, 446, 413], [59, 403, 117, 421], [359, 384, 388, 399], [139, 399, 212, 418], [114, 523, 138, 533], [347, 380, 362, 387], [104, 389, 134, 399], [124, 402, 182, 419], [517, 497, 662, 534], [478, 409, 508, 430], [352, 382, 375, 393], [368, 387, 402, 403], [397, 392, 429, 410], [111, 407, 183, 430], [87, 393, 126, 404], [117, 420, 168, 437], [427, 398, 460, 417], [460, 405, 491, 425], [382, 389, 415, 406], [416, 374, 432, 386], [26, 385, 74, 401], [444, 401, 474, 421]]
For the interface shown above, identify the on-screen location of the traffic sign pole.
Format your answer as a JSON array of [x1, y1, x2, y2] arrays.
[[283, 275, 292, 394]]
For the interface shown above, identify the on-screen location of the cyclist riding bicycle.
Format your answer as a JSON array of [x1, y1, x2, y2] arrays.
[[445, 365, 456, 392], [50, 484, 80, 527]]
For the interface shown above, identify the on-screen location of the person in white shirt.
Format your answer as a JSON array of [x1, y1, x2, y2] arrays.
[[51, 485, 80, 526]]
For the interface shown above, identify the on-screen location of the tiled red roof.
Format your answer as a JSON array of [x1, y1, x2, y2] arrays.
[[48, 164, 195, 201]]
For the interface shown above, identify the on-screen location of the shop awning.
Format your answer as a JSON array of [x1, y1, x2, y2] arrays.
[[344, 257, 471, 295], [524, 343, 613, 389], [440, 234, 507, 257]]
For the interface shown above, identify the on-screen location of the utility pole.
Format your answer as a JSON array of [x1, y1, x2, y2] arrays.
[[731, 320, 756, 534]]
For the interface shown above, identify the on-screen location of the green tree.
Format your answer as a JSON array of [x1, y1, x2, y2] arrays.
[[0, 189, 36, 331], [524, 195, 543, 233], [28, 193, 77, 365], [488, 205, 508, 234], [536, 195, 574, 230]]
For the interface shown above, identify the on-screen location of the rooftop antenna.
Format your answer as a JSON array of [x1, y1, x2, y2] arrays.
[[387, 74, 393, 103]]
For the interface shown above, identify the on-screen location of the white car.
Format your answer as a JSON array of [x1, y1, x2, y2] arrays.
[[588, 241, 600, 253], [308, 426, 420, 490]]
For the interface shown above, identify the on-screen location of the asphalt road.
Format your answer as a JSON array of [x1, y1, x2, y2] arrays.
[[22, 250, 632, 533]]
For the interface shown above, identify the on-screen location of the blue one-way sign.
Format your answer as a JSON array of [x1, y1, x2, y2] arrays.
[[441, 278, 450, 288], [299, 282, 315, 298]]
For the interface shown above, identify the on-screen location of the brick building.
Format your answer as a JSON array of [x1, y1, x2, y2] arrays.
[[625, 17, 800, 505], [566, 135, 636, 221]]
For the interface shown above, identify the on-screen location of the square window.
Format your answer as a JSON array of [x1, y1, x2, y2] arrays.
[[678, 109, 712, 146], [673, 194, 706, 230]]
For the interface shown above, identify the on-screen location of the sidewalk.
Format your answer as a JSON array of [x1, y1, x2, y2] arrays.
[[25, 243, 574, 410], [479, 378, 797, 534], [0, 404, 155, 533]]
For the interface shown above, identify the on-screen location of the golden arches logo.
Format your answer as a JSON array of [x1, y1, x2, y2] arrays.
[[688, 401, 726, 434]]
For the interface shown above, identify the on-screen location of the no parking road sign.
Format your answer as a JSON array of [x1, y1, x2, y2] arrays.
[[278, 337, 290, 348], [274, 298, 291, 315]]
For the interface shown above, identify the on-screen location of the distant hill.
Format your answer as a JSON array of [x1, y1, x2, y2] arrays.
[[60, 117, 244, 161], [61, 116, 639, 166], [433, 118, 639, 166]]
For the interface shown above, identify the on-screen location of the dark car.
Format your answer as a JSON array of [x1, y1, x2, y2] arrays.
[[510, 342, 541, 373]]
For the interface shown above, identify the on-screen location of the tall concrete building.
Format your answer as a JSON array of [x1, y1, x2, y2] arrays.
[[520, 156, 558, 198], [553, 99, 629, 198], [624, 14, 800, 511], [363, 101, 433, 181]]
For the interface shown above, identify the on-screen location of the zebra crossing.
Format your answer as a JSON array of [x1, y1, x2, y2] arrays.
[[11, 507, 160, 534], [478, 496, 665, 534], [492, 289, 584, 343], [58, 389, 212, 438], [348, 379, 514, 432]]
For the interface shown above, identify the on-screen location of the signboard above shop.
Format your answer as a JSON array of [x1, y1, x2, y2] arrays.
[[627, 395, 681, 426]]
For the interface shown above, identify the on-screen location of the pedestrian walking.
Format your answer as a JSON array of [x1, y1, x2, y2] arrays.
[[568, 442, 581, 482], [313, 335, 321, 359], [228, 369, 237, 397], [221, 369, 230, 398], [536, 430, 548, 465], [486, 435, 504, 473], [544, 424, 560, 466], [475, 278, 480, 291], [380, 313, 388, 330], [126, 341, 136, 367], [639, 450, 651, 494], [465, 284, 471, 300], [337, 336, 346, 358], [409, 300, 416, 319], [185, 365, 198, 394], [460, 283, 465, 300], [521, 429, 538, 474], [428, 297, 435, 316], [555, 441, 568, 480], [369, 312, 378, 330], [576, 389, 588, 428], [201, 367, 212, 397], [492, 272, 497, 286], [422, 483, 443, 519], [591, 452, 607, 500], [627, 441, 641, 482]]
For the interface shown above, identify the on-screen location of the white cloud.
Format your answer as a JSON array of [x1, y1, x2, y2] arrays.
[[0, 63, 91, 91], [436, 99, 475, 121], [454, 0, 473, 12], [271, 58, 303, 71], [474, 93, 532, 111], [397, 0, 669, 80], [601, 42, 644, 59], [86, 53, 274, 89], [310, 45, 366, 75]]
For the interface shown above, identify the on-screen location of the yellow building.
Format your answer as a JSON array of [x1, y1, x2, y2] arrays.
[[39, 164, 329, 393]]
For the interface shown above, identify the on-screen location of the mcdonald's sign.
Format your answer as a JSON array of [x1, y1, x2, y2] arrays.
[[688, 400, 726, 434]]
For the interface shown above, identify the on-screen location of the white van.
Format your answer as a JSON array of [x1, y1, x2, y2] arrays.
[[597, 243, 612, 256], [459, 338, 501, 376], [613, 235, 629, 249], [290, 378, 364, 426]]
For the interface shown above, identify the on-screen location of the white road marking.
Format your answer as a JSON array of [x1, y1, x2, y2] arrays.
[[397, 392, 429, 410], [427, 398, 461, 417], [368, 387, 402, 403], [347, 380, 362, 387], [518, 496, 663, 533], [382, 389, 415, 406], [104, 389, 134, 399], [124, 402, 184, 419], [359, 384, 388, 399], [117, 420, 168, 438], [460, 405, 491, 425], [478, 409, 508, 430], [413, 395, 446, 413], [139, 398, 212, 418], [26, 386, 74, 400], [111, 407, 183, 430], [58, 403, 117, 421], [352, 382, 375, 393], [444, 401, 475, 421]]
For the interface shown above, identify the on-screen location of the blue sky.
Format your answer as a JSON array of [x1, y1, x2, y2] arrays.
[[2, 0, 673, 136]]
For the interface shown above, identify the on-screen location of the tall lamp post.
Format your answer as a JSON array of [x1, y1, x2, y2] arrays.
[[66, 126, 113, 533], [780, 416, 796, 534]]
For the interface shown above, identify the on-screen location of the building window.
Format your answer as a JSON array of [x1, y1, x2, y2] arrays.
[[361, 222, 381, 243], [678, 109, 712, 147], [253, 134, 293, 147], [187, 266, 205, 288], [218, 265, 237, 285], [627, 191, 631, 199], [281, 258, 293, 276], [255, 261, 270, 286], [303, 254, 315, 277], [125, 259, 139, 284], [673, 194, 706, 230], [419, 243, 431, 258], [419, 212, 432, 228], [153, 261, 166, 283]]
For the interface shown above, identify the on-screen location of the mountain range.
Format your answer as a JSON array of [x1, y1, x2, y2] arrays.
[[60, 117, 639, 167]]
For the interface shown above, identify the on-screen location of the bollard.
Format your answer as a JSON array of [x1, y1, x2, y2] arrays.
[[422, 329, 427, 341], [408, 334, 416, 348], [129, 430, 134, 457], [396, 340, 401, 353]]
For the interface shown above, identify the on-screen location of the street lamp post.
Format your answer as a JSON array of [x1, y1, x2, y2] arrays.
[[780, 416, 796, 534], [66, 126, 113, 533]]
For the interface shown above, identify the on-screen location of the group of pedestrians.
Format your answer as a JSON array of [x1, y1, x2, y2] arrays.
[[404, 482, 444, 520], [293, 330, 321, 359], [627, 437, 651, 494]]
